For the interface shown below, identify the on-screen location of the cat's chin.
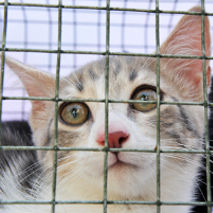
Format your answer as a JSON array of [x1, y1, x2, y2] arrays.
[[106, 167, 154, 199]]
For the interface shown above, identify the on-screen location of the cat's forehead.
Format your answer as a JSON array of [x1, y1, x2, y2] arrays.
[[60, 56, 156, 99]]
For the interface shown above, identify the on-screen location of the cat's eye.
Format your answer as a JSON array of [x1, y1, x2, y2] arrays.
[[131, 86, 159, 112], [59, 102, 90, 126]]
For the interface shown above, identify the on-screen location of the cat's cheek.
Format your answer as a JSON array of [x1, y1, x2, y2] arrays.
[[77, 151, 106, 177]]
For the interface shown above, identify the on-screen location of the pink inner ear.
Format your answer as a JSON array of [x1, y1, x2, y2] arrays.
[[5, 56, 56, 98], [161, 7, 211, 57], [23, 73, 55, 98], [160, 6, 211, 90], [4, 56, 56, 132], [184, 61, 211, 88], [174, 59, 206, 88]]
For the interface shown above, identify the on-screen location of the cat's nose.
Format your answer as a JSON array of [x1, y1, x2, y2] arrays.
[[96, 130, 129, 148]]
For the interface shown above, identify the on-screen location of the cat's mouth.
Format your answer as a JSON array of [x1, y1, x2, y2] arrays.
[[108, 153, 138, 170], [108, 160, 138, 170]]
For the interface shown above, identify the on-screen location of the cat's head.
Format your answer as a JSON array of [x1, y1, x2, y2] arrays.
[[4, 6, 211, 199]]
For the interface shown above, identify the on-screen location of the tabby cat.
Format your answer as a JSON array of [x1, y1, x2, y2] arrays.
[[0, 6, 212, 213]]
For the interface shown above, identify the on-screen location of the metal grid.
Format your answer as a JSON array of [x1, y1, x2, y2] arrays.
[[0, 0, 213, 213]]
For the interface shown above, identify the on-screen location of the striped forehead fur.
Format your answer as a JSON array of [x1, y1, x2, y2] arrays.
[[62, 56, 156, 93]]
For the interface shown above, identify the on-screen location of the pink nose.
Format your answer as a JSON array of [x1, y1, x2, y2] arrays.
[[96, 130, 129, 148]]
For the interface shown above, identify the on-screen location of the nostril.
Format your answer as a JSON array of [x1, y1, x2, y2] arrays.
[[96, 130, 129, 148], [108, 131, 129, 148], [119, 136, 129, 145]]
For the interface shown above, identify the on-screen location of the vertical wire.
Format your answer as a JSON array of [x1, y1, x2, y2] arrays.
[[103, 0, 110, 212], [0, 10, 2, 44], [144, 0, 153, 53], [47, 0, 53, 73], [201, 1, 211, 212], [20, 0, 27, 120], [72, 0, 77, 70], [0, 1, 8, 125], [0, 2, 7, 205], [121, 0, 127, 52], [155, 0, 161, 212], [51, 0, 62, 212], [97, 0, 102, 53]]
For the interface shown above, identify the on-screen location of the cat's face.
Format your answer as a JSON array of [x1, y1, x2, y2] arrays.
[[57, 57, 160, 197], [46, 55, 203, 198], [4, 6, 211, 201]]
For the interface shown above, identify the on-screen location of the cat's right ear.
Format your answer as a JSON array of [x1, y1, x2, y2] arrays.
[[4, 56, 55, 98], [4, 56, 56, 132], [160, 6, 211, 101]]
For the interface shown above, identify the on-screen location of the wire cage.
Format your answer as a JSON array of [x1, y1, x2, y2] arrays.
[[0, 0, 213, 213]]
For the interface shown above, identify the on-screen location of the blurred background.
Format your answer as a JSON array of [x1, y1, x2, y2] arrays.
[[0, 0, 213, 121]]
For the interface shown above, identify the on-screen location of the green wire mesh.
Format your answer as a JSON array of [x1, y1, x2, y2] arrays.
[[0, 0, 213, 213]]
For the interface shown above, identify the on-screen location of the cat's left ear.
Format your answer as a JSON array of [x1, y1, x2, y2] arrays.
[[160, 6, 211, 101]]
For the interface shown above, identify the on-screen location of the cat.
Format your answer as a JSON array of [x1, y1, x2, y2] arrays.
[[0, 6, 212, 213], [191, 81, 213, 213]]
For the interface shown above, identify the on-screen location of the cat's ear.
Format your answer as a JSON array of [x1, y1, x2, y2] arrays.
[[4, 56, 56, 133], [5, 56, 55, 97], [160, 6, 211, 101]]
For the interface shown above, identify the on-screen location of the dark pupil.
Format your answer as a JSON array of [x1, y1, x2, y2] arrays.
[[141, 93, 149, 101], [71, 107, 79, 119]]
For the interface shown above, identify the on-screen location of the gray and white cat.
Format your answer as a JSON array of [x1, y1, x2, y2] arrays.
[[0, 6, 211, 213]]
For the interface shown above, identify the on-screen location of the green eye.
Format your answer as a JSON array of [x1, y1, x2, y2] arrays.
[[59, 102, 89, 125], [131, 86, 158, 112]]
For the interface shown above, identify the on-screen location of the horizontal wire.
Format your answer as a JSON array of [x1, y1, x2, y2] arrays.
[[3, 96, 213, 107], [1, 3, 213, 16], [0, 145, 212, 154], [0, 200, 213, 206], [2, 48, 213, 59]]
